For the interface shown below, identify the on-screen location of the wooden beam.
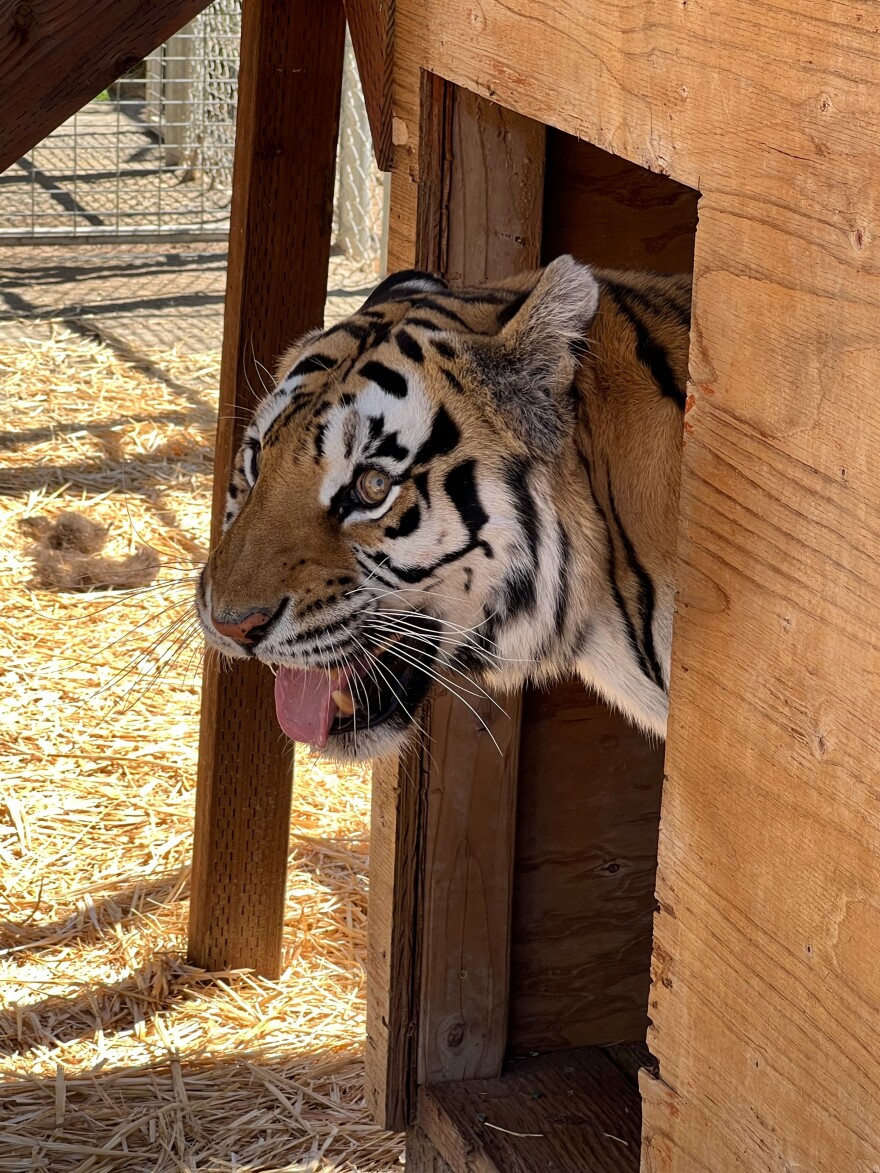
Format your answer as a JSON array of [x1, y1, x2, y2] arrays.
[[365, 731, 430, 1131], [365, 80, 544, 1128], [187, 0, 345, 979], [0, 0, 215, 173], [343, 0, 395, 170]]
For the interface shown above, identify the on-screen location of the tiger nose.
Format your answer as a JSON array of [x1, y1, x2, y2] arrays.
[[211, 608, 274, 647]]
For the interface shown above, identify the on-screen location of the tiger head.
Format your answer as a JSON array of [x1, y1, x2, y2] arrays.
[[196, 256, 603, 761]]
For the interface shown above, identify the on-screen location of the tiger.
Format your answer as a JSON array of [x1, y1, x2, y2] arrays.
[[195, 255, 691, 761]]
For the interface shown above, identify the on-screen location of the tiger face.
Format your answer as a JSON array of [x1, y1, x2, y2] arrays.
[[197, 256, 690, 760]]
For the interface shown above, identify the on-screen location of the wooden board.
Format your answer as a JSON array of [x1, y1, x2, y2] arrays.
[[365, 82, 543, 1127], [416, 1047, 641, 1173], [344, 0, 395, 170], [0, 0, 215, 173], [414, 86, 543, 1089], [509, 685, 665, 1053], [384, 3, 880, 1170], [365, 730, 429, 1130], [187, 0, 345, 979]]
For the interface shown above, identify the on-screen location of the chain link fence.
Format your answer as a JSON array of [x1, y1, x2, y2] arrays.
[[0, 5, 387, 271]]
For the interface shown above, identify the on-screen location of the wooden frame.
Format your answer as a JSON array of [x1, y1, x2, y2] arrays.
[[369, 2, 880, 1169]]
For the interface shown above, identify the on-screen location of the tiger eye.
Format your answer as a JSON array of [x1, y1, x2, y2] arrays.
[[356, 467, 392, 506]]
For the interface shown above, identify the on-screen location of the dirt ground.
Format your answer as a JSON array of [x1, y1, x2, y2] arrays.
[[0, 253, 403, 1171]]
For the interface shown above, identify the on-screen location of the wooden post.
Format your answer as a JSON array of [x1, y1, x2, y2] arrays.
[[187, 0, 346, 978], [366, 76, 545, 1132]]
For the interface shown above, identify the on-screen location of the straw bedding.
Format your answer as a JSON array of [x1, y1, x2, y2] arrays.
[[0, 324, 403, 1172]]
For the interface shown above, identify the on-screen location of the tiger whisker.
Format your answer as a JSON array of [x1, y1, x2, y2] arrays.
[[362, 621, 509, 716]]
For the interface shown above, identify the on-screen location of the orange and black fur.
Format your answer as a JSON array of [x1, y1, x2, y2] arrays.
[[196, 256, 690, 760]]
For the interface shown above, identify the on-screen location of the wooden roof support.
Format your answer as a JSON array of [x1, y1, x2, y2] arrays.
[[187, 0, 346, 979], [343, 0, 395, 170], [0, 0, 216, 173]]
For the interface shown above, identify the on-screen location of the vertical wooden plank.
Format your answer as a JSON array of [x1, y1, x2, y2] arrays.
[[416, 86, 544, 1087], [187, 0, 345, 979], [366, 729, 430, 1130], [343, 0, 395, 170], [365, 80, 544, 1128]]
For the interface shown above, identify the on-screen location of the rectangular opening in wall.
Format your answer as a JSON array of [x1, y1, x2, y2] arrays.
[[406, 80, 699, 1173]]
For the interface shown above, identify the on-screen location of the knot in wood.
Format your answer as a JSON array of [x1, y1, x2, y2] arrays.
[[12, 3, 35, 36], [446, 1021, 466, 1049]]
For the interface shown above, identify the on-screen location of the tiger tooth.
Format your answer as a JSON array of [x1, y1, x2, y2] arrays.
[[332, 689, 356, 716]]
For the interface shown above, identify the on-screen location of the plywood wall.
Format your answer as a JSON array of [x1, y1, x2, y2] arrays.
[[385, 3, 880, 1169]]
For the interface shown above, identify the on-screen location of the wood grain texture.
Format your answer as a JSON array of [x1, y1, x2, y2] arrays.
[[187, 0, 345, 979], [387, 3, 880, 1168], [0, 0, 214, 172], [417, 1048, 641, 1173], [366, 82, 544, 1123], [415, 86, 544, 1089], [509, 684, 665, 1053], [405, 1124, 456, 1173], [417, 687, 521, 1086], [343, 0, 394, 170], [366, 732, 430, 1131]]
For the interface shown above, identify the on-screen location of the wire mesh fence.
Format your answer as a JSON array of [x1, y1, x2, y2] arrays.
[[0, 5, 386, 271]]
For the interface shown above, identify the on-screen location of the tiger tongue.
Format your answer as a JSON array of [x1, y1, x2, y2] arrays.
[[274, 666, 348, 748]]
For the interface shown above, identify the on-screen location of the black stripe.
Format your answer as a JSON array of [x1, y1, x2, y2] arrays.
[[290, 352, 336, 378], [503, 458, 540, 567], [413, 406, 460, 466], [361, 268, 447, 309], [354, 552, 400, 590], [500, 567, 537, 619], [417, 299, 470, 327], [359, 360, 408, 398], [605, 283, 686, 410], [314, 423, 327, 460], [607, 481, 665, 690], [445, 459, 489, 542], [432, 338, 456, 360], [372, 431, 409, 462], [554, 521, 571, 637], [323, 319, 370, 341], [441, 368, 465, 393], [608, 278, 691, 332], [496, 288, 530, 327], [405, 315, 443, 332], [395, 329, 424, 364], [413, 471, 431, 507], [579, 453, 655, 686], [385, 502, 421, 539], [427, 288, 519, 305]]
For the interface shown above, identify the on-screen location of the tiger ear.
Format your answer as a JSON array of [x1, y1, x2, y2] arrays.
[[360, 268, 448, 311], [460, 255, 600, 457]]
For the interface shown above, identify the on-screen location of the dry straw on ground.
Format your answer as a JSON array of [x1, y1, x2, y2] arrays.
[[0, 323, 403, 1171]]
